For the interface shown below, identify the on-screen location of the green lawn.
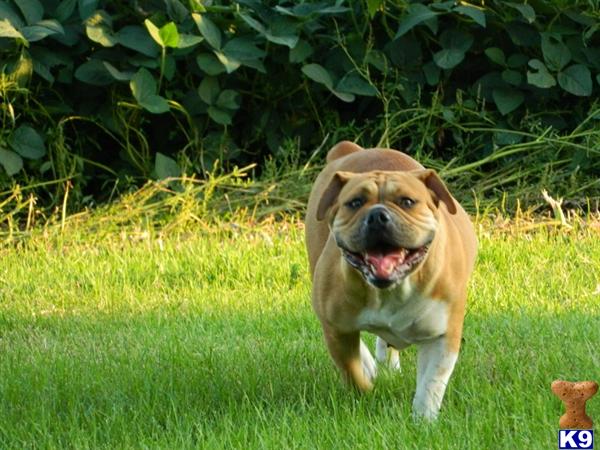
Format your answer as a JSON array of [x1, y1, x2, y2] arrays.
[[0, 224, 599, 449]]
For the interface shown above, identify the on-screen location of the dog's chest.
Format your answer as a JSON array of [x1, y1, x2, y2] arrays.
[[354, 282, 448, 349]]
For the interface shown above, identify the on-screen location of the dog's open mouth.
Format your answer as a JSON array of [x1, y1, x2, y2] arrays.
[[340, 245, 429, 288]]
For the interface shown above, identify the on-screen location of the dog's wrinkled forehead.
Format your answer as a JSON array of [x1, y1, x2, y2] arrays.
[[316, 168, 456, 221], [339, 171, 430, 202]]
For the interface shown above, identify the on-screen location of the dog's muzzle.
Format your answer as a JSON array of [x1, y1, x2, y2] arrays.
[[336, 206, 433, 289]]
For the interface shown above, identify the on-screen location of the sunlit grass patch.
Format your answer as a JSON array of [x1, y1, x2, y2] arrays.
[[0, 220, 598, 449]]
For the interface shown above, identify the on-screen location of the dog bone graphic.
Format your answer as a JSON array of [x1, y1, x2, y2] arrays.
[[551, 380, 598, 429]]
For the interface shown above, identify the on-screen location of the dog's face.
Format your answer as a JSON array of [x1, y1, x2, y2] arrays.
[[317, 170, 456, 289]]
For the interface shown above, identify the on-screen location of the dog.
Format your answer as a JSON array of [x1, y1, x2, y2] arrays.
[[305, 141, 477, 420]]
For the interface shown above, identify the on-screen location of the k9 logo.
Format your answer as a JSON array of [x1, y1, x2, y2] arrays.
[[559, 430, 594, 449]]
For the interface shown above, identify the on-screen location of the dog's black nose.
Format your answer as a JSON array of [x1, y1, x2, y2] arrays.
[[366, 206, 391, 229]]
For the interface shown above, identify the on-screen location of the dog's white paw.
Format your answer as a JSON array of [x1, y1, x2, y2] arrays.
[[375, 337, 401, 371], [411, 396, 440, 422], [360, 340, 377, 381]]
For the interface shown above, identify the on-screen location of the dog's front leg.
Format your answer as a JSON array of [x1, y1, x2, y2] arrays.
[[412, 336, 458, 420], [321, 324, 376, 392]]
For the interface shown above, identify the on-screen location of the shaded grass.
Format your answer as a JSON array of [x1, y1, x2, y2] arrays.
[[0, 224, 599, 449]]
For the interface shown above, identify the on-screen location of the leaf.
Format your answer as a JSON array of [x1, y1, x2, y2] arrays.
[[52, 23, 80, 47], [505, 21, 539, 47], [265, 31, 298, 48], [207, 106, 232, 125], [85, 11, 117, 47], [130, 68, 170, 113], [155, 152, 180, 179], [433, 49, 465, 69], [9, 52, 33, 86], [302, 63, 334, 90], [55, 0, 77, 22], [117, 26, 159, 57], [177, 34, 203, 49], [367, 0, 383, 18], [387, 35, 422, 68], [494, 130, 523, 145], [238, 13, 297, 48], [78, 0, 98, 20], [331, 90, 355, 103], [223, 37, 266, 61], [507, 53, 528, 68], [144, 19, 163, 48], [103, 62, 133, 81], [158, 22, 179, 48], [492, 87, 524, 115], [395, 4, 439, 38], [565, 10, 595, 27], [289, 40, 313, 63], [265, 17, 299, 48], [336, 73, 377, 96], [423, 61, 440, 85], [192, 13, 221, 50], [239, 58, 265, 73], [440, 29, 473, 53], [15, 0, 43, 25], [597, 74, 600, 86], [526, 59, 556, 89], [506, 2, 536, 23], [485, 47, 505, 66], [165, 0, 188, 23], [541, 33, 571, 72], [275, 3, 348, 17], [0, 19, 26, 42], [238, 13, 266, 35], [430, 1, 454, 12], [366, 50, 388, 72], [74, 60, 113, 85], [0, 148, 23, 176], [216, 90, 241, 110], [454, 5, 486, 27], [163, 55, 176, 81], [558, 64, 592, 96], [22, 20, 64, 42], [198, 76, 220, 105], [214, 51, 241, 74], [501, 69, 522, 86], [9, 125, 46, 159], [301, 64, 354, 102], [32, 59, 54, 82], [196, 53, 225, 75], [0, 2, 25, 29]]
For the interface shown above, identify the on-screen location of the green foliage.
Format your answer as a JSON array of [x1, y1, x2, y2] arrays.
[[0, 0, 599, 210]]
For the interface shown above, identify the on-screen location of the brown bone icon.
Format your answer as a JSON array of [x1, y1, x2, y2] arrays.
[[551, 380, 598, 429]]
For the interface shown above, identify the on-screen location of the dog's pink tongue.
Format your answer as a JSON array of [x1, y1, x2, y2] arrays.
[[365, 251, 405, 279]]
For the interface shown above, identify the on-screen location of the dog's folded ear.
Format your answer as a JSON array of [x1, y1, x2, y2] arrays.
[[412, 169, 457, 215], [316, 171, 354, 221]]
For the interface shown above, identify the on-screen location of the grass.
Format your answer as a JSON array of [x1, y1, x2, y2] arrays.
[[0, 219, 599, 449]]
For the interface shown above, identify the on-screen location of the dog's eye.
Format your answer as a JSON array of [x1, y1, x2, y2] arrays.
[[397, 197, 416, 209], [345, 197, 365, 210]]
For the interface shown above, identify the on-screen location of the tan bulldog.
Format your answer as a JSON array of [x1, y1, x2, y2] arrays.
[[305, 141, 477, 420]]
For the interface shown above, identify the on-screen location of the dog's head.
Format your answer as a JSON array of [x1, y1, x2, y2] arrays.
[[317, 170, 456, 289]]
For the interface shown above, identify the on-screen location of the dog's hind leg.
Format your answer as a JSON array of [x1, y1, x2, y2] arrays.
[[375, 337, 400, 371]]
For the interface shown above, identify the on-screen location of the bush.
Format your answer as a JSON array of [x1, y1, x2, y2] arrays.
[[0, 0, 599, 210]]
